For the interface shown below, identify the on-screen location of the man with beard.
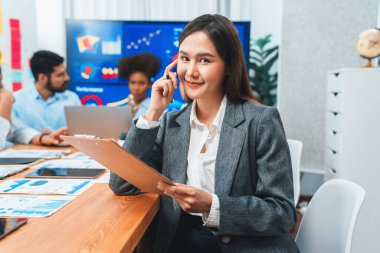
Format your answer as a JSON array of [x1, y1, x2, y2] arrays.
[[12, 50, 80, 132], [1, 64, 68, 148]]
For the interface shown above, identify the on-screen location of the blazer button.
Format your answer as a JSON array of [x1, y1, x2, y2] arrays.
[[221, 235, 231, 244]]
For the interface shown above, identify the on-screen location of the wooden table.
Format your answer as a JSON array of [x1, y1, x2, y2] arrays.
[[0, 145, 160, 253]]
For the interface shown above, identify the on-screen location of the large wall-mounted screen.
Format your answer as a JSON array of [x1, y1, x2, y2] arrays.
[[66, 20, 250, 110]]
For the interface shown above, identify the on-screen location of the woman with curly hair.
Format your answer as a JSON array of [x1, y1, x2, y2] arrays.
[[118, 53, 161, 119]]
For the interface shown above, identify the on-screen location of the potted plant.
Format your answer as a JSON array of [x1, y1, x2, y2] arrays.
[[249, 34, 279, 106]]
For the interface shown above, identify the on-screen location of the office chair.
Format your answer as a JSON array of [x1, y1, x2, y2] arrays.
[[295, 179, 365, 253], [287, 139, 303, 205]]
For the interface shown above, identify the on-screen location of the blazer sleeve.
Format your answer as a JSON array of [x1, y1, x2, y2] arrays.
[[109, 115, 167, 195], [218, 107, 296, 236]]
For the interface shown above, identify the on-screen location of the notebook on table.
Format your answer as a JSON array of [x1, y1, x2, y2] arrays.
[[0, 158, 40, 165], [64, 106, 133, 139], [61, 135, 174, 194], [0, 165, 29, 180]]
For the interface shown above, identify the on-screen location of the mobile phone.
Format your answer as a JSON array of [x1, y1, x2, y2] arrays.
[[25, 168, 105, 179], [0, 218, 28, 240]]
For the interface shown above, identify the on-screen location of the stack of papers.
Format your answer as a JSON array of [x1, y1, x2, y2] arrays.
[[0, 151, 103, 218]]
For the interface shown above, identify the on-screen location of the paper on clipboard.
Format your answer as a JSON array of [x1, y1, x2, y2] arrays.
[[61, 136, 174, 194]]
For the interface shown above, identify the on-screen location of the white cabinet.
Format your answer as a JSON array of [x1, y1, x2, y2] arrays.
[[324, 68, 380, 253]]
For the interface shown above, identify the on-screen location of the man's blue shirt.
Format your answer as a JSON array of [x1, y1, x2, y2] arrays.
[[12, 85, 81, 131]]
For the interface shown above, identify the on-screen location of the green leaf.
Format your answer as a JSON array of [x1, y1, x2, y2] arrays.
[[250, 48, 262, 56], [263, 52, 279, 72], [263, 46, 279, 58], [249, 56, 262, 63], [254, 35, 272, 49]]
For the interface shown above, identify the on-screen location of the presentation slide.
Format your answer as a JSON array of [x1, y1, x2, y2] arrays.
[[66, 20, 250, 110]]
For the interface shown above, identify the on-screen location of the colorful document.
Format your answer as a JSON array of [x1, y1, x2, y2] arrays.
[[0, 179, 94, 195], [0, 195, 75, 217]]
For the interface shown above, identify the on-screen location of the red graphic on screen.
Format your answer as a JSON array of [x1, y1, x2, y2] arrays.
[[101, 67, 118, 80], [80, 64, 95, 80], [76, 35, 100, 53], [81, 95, 104, 105]]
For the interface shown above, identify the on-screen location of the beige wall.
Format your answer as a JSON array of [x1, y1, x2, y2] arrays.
[[278, 0, 379, 172]]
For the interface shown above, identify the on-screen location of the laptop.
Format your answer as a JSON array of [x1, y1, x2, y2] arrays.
[[65, 106, 133, 139]]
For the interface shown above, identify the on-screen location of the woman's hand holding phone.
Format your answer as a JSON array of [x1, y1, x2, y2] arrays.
[[145, 60, 178, 121]]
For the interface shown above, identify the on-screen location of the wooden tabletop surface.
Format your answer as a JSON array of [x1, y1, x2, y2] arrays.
[[0, 144, 160, 253]]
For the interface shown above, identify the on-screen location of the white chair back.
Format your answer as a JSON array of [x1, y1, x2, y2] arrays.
[[287, 139, 302, 205], [295, 179, 365, 253]]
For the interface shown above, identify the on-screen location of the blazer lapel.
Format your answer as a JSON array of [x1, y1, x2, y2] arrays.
[[170, 105, 192, 215], [215, 102, 246, 195], [169, 107, 191, 183]]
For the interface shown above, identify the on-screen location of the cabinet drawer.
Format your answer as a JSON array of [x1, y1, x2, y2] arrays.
[[325, 129, 342, 152], [326, 112, 342, 132], [326, 92, 344, 113], [325, 165, 340, 181], [325, 148, 341, 172], [327, 72, 344, 92]]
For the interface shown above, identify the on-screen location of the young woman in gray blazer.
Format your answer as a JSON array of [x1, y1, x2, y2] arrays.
[[109, 14, 299, 253]]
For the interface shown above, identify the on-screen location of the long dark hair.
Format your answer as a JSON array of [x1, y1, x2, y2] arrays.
[[179, 14, 255, 103]]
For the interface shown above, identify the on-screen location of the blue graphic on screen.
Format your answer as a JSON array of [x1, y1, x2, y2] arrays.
[[123, 23, 185, 72], [72, 60, 119, 84], [66, 20, 250, 108], [69, 21, 123, 58]]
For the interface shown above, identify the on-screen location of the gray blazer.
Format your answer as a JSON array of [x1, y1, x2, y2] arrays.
[[109, 100, 299, 253]]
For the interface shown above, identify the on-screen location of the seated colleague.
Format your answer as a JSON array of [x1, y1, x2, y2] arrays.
[[0, 66, 68, 148], [109, 14, 298, 253], [12, 50, 80, 132], [117, 53, 161, 120]]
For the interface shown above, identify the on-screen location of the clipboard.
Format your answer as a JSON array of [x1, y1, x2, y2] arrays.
[[61, 135, 174, 194]]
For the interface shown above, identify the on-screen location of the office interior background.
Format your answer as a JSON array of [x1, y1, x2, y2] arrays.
[[1, 0, 380, 252]]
